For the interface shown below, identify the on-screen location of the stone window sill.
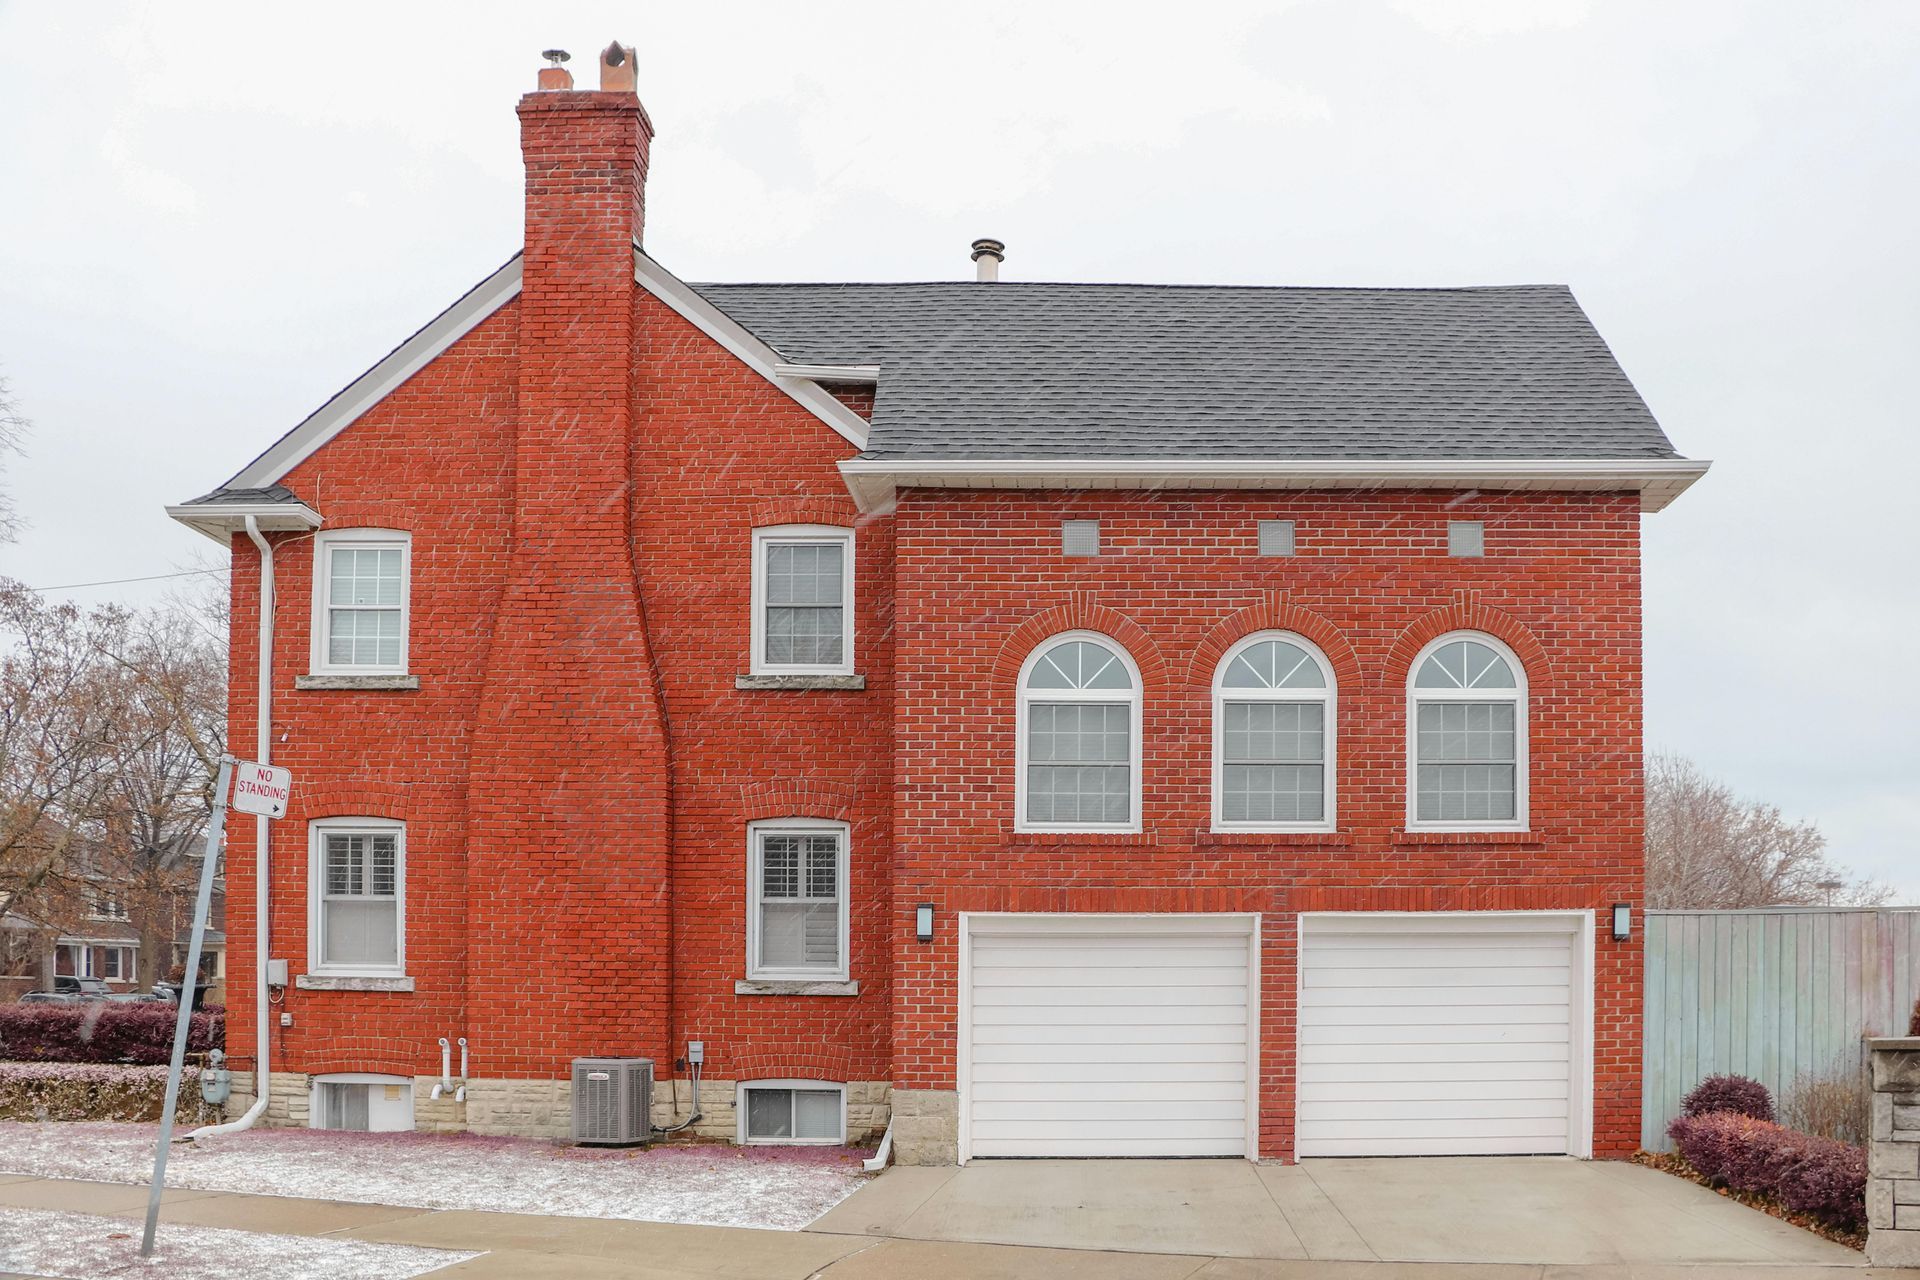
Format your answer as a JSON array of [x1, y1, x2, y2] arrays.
[[295, 974, 415, 992], [1393, 829, 1543, 848], [295, 674, 421, 691], [735, 674, 866, 691], [735, 979, 859, 997]]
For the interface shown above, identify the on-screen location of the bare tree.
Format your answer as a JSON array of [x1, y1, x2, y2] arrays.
[[0, 373, 27, 544], [0, 582, 227, 985], [1645, 751, 1889, 908]]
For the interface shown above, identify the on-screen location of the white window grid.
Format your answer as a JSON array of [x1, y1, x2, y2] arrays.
[[1211, 632, 1337, 832], [1015, 631, 1143, 834], [746, 819, 850, 981], [1405, 631, 1529, 832], [749, 526, 855, 676], [307, 819, 407, 977], [310, 529, 412, 675]]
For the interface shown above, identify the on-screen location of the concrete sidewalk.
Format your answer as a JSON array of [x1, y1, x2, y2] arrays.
[[0, 1168, 1911, 1279]]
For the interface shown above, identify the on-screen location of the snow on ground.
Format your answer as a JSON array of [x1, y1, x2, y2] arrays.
[[0, 1206, 474, 1280], [0, 1123, 868, 1231]]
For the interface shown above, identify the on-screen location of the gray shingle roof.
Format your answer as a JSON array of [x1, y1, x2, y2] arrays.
[[690, 282, 1679, 461], [178, 484, 303, 506]]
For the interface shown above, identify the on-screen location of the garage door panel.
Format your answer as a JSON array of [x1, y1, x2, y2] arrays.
[[975, 1002, 1247, 1027], [973, 963, 1251, 989], [965, 919, 1254, 1158], [1297, 917, 1582, 1158], [1299, 1077, 1569, 1103], [970, 1136, 1248, 1158], [973, 1060, 1248, 1085], [970, 1079, 1247, 1103], [1298, 1058, 1569, 1084], [973, 983, 1249, 1008], [975, 1028, 1244, 1059], [1300, 983, 1569, 1008], [1307, 964, 1571, 988]]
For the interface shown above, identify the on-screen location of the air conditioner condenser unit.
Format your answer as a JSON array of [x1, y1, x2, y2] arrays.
[[571, 1057, 654, 1146]]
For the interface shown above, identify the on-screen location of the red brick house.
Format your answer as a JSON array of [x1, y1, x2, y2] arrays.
[[167, 46, 1706, 1161]]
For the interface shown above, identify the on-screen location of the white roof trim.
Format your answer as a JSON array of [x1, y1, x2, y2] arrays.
[[836, 457, 1711, 515], [635, 250, 869, 450], [227, 257, 525, 490], [772, 363, 881, 384], [165, 500, 324, 544]]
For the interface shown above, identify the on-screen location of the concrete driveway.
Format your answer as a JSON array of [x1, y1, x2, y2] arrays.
[[810, 1156, 1866, 1269]]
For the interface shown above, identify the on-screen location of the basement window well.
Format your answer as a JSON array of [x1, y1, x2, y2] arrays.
[[310, 1073, 415, 1132], [737, 1080, 846, 1144]]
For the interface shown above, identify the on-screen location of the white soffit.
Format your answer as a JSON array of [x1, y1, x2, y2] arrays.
[[227, 256, 526, 490], [836, 457, 1712, 515], [634, 250, 870, 450], [164, 500, 324, 544]]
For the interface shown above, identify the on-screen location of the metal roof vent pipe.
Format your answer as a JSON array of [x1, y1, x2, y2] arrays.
[[971, 238, 1005, 282]]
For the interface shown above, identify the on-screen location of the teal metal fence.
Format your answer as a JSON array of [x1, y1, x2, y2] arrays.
[[1641, 906, 1920, 1150]]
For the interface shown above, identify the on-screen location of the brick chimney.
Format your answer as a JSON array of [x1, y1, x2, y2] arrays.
[[467, 44, 673, 1075]]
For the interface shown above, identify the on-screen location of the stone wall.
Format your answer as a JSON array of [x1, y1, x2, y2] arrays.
[[891, 1088, 956, 1165], [227, 1071, 890, 1146], [1868, 1037, 1920, 1267]]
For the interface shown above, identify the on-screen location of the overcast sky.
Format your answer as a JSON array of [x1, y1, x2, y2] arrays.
[[0, 2, 1913, 896]]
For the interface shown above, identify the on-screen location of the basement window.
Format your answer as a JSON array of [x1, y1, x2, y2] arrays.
[[737, 1080, 846, 1144], [1061, 520, 1100, 557], [310, 1073, 415, 1132]]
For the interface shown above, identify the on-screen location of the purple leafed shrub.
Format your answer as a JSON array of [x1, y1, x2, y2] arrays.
[[0, 1003, 223, 1065], [1680, 1072, 1774, 1122], [1668, 1111, 1867, 1231]]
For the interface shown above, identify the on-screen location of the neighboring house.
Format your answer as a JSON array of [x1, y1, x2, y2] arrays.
[[1, 843, 223, 1000], [164, 46, 1706, 1160]]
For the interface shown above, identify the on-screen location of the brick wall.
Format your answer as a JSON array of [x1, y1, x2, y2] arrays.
[[890, 487, 1646, 1160]]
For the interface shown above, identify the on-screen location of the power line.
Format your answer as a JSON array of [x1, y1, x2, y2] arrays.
[[24, 567, 224, 593]]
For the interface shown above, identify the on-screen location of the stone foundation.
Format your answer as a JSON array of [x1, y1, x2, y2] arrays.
[[1869, 1037, 1920, 1267], [226, 1071, 891, 1145], [890, 1088, 957, 1165]]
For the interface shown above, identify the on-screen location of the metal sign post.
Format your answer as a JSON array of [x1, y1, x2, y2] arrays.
[[140, 756, 280, 1258]]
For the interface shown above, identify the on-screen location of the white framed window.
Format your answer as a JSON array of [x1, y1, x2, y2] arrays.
[[736, 1080, 846, 1145], [1407, 631, 1528, 831], [101, 947, 129, 980], [746, 819, 849, 982], [1212, 632, 1336, 832], [307, 818, 406, 976], [90, 895, 128, 921], [310, 529, 411, 675], [1015, 632, 1143, 833], [309, 1073, 415, 1132], [749, 525, 854, 676]]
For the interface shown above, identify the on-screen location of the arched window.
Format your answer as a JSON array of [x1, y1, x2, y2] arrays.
[[1212, 633, 1336, 831], [1016, 633, 1142, 832], [1407, 632, 1528, 830]]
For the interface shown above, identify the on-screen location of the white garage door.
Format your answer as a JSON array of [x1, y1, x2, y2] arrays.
[[962, 915, 1257, 1160], [1297, 913, 1589, 1157]]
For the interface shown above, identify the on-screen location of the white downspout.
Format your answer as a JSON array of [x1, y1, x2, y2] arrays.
[[188, 515, 275, 1140]]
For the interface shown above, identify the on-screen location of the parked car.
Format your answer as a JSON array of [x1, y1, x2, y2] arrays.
[[17, 990, 81, 1004], [52, 975, 113, 999], [151, 981, 213, 1009]]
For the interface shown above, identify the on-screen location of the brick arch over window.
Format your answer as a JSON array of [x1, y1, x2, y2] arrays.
[[748, 498, 860, 531], [722, 1045, 860, 1083], [1387, 600, 1552, 690], [992, 596, 1166, 693], [294, 782, 412, 823], [302, 1037, 422, 1078], [740, 778, 859, 823], [1186, 596, 1361, 692]]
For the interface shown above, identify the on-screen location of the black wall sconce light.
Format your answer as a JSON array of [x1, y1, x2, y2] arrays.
[[1611, 903, 1632, 941], [915, 903, 935, 943]]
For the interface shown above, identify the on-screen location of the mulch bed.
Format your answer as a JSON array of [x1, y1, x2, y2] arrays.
[[1633, 1148, 1866, 1252]]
